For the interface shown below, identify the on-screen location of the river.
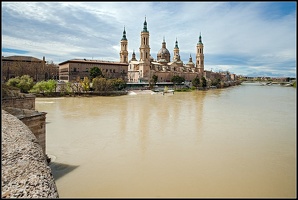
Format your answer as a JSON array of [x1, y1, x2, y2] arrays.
[[35, 82, 296, 198]]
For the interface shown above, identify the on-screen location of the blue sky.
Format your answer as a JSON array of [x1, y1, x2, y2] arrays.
[[1, 1, 297, 77]]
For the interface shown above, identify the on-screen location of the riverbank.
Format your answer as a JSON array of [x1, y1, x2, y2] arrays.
[[33, 90, 128, 97], [30, 80, 243, 97]]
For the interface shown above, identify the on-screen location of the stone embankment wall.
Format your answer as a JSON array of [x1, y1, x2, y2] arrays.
[[2, 94, 35, 110], [1, 110, 59, 198], [2, 107, 47, 155]]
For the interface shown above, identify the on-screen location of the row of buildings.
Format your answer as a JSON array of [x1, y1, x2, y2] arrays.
[[1, 56, 59, 82], [1, 17, 237, 84]]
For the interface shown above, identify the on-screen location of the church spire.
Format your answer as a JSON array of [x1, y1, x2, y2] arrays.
[[189, 54, 193, 62], [175, 38, 179, 49], [143, 16, 148, 32], [130, 49, 137, 61], [198, 32, 203, 44], [121, 26, 127, 41], [162, 36, 166, 48]]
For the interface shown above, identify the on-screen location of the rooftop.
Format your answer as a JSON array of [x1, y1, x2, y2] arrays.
[[2, 55, 44, 62], [58, 59, 128, 66]]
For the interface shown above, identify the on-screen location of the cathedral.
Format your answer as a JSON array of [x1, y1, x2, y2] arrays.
[[120, 17, 205, 83]]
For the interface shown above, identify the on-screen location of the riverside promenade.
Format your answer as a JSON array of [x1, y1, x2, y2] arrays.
[[1, 110, 59, 198]]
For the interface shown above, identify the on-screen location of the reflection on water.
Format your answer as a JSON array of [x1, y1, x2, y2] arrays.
[[35, 83, 296, 198]]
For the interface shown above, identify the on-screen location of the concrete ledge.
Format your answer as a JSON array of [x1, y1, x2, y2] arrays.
[[1, 110, 59, 198]]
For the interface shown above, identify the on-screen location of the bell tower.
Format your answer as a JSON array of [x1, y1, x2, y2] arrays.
[[139, 17, 151, 81], [120, 26, 128, 63], [196, 33, 204, 74], [139, 17, 150, 63], [173, 38, 180, 61]]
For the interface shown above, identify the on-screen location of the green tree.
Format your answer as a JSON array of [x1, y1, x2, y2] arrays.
[[29, 79, 57, 94], [192, 76, 200, 88], [211, 78, 221, 87], [6, 75, 34, 93], [201, 76, 207, 88], [113, 78, 126, 90], [152, 75, 158, 84], [45, 79, 57, 93], [6, 77, 19, 88], [106, 79, 115, 91], [171, 75, 185, 89], [149, 74, 158, 89], [92, 77, 106, 91], [30, 81, 47, 93], [92, 77, 126, 91], [90, 67, 103, 80]]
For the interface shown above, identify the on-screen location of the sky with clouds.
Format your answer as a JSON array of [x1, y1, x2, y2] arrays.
[[1, 1, 297, 77]]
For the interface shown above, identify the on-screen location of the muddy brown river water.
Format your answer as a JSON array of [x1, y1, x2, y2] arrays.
[[35, 82, 296, 198]]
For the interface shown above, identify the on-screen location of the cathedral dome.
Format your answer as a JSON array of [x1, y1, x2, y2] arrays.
[[157, 38, 171, 63], [157, 48, 170, 55], [157, 48, 170, 63]]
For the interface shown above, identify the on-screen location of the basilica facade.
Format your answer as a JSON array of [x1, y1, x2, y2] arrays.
[[120, 18, 205, 83]]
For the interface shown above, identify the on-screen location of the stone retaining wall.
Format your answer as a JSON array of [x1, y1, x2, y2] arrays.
[[1, 95, 35, 110], [1, 110, 59, 198], [2, 107, 47, 155]]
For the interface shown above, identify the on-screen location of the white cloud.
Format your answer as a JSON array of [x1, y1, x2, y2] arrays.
[[2, 2, 296, 77]]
